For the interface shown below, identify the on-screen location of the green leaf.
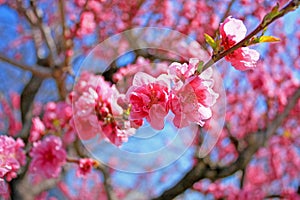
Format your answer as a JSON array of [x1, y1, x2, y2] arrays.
[[204, 33, 217, 50], [259, 35, 280, 43]]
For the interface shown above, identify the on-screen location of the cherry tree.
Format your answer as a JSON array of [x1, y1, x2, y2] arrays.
[[0, 0, 300, 199]]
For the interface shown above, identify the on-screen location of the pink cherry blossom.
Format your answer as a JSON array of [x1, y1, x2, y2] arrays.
[[42, 102, 75, 145], [73, 71, 135, 146], [170, 76, 218, 128], [220, 16, 260, 70], [225, 47, 260, 70], [168, 58, 199, 81], [29, 117, 46, 142], [126, 72, 170, 130], [220, 16, 247, 45], [76, 158, 96, 178], [0, 136, 26, 181], [29, 136, 66, 178], [168, 59, 219, 128]]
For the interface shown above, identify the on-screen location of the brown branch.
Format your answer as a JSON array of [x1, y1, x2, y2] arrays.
[[20, 76, 43, 123], [11, 172, 60, 200], [198, 0, 300, 73], [96, 164, 119, 200], [152, 87, 300, 200], [0, 54, 52, 78], [240, 168, 246, 189], [58, 0, 67, 53]]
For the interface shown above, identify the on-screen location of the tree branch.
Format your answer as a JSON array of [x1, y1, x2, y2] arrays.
[[0, 54, 52, 78], [96, 164, 119, 200]]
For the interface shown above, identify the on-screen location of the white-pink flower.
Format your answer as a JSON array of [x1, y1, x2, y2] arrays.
[[220, 16, 247, 44], [220, 16, 260, 70], [29, 136, 66, 178], [73, 71, 135, 146], [168, 59, 219, 128], [170, 75, 218, 128], [225, 47, 260, 70], [126, 72, 170, 130], [0, 136, 26, 181]]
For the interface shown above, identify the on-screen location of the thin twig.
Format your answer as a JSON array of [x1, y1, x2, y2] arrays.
[[214, 0, 237, 38]]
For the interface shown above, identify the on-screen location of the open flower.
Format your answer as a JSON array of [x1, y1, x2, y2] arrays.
[[126, 72, 170, 130], [29, 136, 66, 178], [170, 75, 218, 128], [220, 16, 259, 70], [73, 71, 135, 146], [76, 158, 97, 178], [0, 136, 26, 181], [168, 59, 219, 128]]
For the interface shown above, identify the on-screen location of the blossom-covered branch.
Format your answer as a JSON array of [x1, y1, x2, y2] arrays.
[[200, 0, 300, 72]]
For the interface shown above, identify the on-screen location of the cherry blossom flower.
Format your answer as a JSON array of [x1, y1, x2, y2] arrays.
[[0, 136, 26, 181], [76, 158, 96, 178], [170, 76, 218, 128], [42, 102, 75, 145], [73, 71, 135, 146], [29, 136, 66, 178], [168, 59, 219, 128], [168, 61, 195, 81], [29, 117, 46, 142], [220, 16, 260, 70], [126, 72, 170, 130]]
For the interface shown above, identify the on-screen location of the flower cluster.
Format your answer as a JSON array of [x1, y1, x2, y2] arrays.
[[73, 58, 219, 147], [127, 58, 219, 129], [0, 136, 26, 181], [29, 101, 75, 145], [220, 16, 260, 70]]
